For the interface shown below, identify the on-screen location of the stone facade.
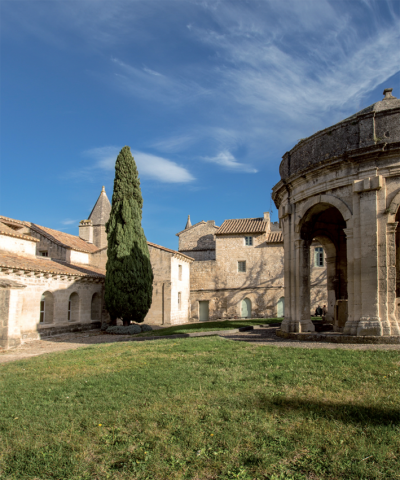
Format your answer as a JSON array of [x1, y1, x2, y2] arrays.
[[272, 88, 400, 337], [178, 212, 327, 321]]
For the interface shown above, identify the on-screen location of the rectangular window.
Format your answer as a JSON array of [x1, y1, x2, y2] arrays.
[[40, 300, 45, 323], [315, 247, 324, 267], [245, 236, 253, 246], [238, 261, 246, 272], [178, 264, 182, 280], [178, 292, 182, 309], [40, 251, 48, 257]]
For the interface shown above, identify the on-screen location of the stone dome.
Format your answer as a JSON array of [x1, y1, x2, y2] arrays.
[[279, 88, 400, 181]]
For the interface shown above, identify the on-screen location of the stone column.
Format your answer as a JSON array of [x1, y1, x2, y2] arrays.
[[280, 215, 293, 332], [354, 176, 383, 336], [295, 238, 315, 332], [386, 223, 400, 335], [343, 228, 356, 334], [324, 256, 336, 323]]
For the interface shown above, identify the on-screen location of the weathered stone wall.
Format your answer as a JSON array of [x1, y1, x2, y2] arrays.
[[66, 249, 90, 265], [178, 221, 218, 261], [0, 271, 104, 344], [0, 235, 37, 257], [29, 232, 68, 260]]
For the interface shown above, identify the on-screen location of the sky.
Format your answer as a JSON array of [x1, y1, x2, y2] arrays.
[[1, 0, 399, 250]]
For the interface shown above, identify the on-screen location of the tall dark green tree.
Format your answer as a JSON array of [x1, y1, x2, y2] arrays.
[[105, 146, 153, 325]]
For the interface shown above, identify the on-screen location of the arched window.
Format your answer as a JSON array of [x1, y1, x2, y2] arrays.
[[68, 292, 80, 322], [91, 292, 102, 320], [277, 297, 285, 318], [241, 298, 251, 318], [39, 291, 54, 324]]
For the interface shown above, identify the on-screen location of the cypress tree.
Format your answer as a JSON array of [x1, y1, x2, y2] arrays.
[[105, 146, 153, 325]]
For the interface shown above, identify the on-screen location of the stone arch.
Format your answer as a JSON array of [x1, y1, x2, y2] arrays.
[[68, 292, 80, 322], [296, 194, 352, 232], [40, 291, 54, 324], [91, 292, 102, 320], [387, 189, 400, 222]]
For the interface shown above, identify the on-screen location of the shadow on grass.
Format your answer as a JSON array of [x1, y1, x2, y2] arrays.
[[256, 394, 400, 426]]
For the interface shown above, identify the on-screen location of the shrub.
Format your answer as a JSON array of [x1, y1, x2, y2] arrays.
[[106, 325, 142, 335]]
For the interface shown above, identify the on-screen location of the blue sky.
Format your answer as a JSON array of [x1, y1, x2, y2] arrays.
[[1, 0, 399, 250]]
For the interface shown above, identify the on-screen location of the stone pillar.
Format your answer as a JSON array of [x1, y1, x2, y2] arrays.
[[386, 223, 400, 335], [325, 256, 336, 323], [343, 228, 356, 334], [354, 176, 383, 336], [295, 238, 315, 332], [280, 204, 296, 332]]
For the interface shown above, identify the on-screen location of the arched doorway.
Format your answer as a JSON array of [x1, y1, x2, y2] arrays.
[[91, 292, 102, 320], [40, 291, 54, 324], [241, 298, 251, 318], [277, 297, 284, 318], [298, 203, 348, 332], [68, 292, 80, 322]]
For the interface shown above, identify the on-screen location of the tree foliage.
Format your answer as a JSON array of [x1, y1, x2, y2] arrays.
[[105, 146, 153, 324]]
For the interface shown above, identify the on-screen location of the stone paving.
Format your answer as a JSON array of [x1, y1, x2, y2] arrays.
[[1, 325, 399, 365]]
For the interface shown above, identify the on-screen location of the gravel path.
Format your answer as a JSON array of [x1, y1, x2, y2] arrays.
[[1, 326, 399, 365]]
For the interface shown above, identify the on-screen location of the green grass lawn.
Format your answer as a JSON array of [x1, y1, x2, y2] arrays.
[[137, 318, 281, 337], [0, 338, 399, 480]]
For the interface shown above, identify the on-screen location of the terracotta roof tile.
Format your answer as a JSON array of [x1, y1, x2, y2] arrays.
[[216, 218, 268, 235], [266, 231, 283, 243], [0, 222, 40, 243], [0, 252, 105, 277], [147, 241, 194, 262], [29, 224, 99, 253]]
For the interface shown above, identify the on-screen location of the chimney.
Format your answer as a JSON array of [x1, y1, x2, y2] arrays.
[[79, 219, 93, 243], [263, 212, 270, 222]]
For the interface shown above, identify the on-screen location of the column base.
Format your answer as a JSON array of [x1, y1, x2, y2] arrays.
[[281, 318, 315, 333], [357, 317, 382, 336]]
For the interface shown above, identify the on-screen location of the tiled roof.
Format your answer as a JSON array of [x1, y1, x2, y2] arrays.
[[29, 224, 99, 253], [0, 222, 40, 243], [0, 215, 98, 254], [147, 241, 194, 262], [266, 231, 283, 243], [0, 253, 105, 277], [176, 221, 219, 236], [216, 218, 268, 235]]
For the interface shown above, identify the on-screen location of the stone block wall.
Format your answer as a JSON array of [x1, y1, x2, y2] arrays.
[[0, 272, 104, 344], [170, 256, 191, 325], [178, 221, 218, 261]]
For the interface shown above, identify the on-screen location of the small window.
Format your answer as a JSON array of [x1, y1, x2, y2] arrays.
[[315, 247, 324, 267], [245, 236, 253, 246], [178, 292, 182, 309], [40, 251, 48, 257], [238, 261, 246, 272], [178, 265, 182, 281], [68, 300, 71, 321]]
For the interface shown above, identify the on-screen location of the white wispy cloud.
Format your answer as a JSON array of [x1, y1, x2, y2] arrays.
[[151, 134, 195, 153], [84, 146, 195, 183], [61, 219, 78, 225], [203, 151, 257, 173]]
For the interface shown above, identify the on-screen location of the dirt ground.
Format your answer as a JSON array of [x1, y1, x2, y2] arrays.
[[1, 326, 399, 365]]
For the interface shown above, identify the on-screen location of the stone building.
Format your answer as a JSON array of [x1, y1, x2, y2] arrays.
[[272, 88, 400, 337], [177, 212, 327, 321], [0, 188, 193, 349]]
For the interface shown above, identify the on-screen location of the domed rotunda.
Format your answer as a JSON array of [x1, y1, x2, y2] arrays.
[[272, 88, 400, 337]]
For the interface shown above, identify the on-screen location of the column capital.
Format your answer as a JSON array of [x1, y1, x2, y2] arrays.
[[343, 227, 353, 239], [386, 222, 399, 235]]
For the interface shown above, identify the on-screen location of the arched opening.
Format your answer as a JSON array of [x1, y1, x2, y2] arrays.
[[300, 203, 348, 332], [241, 298, 251, 318], [68, 292, 80, 322], [40, 291, 54, 324], [277, 297, 285, 318], [91, 292, 102, 320]]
